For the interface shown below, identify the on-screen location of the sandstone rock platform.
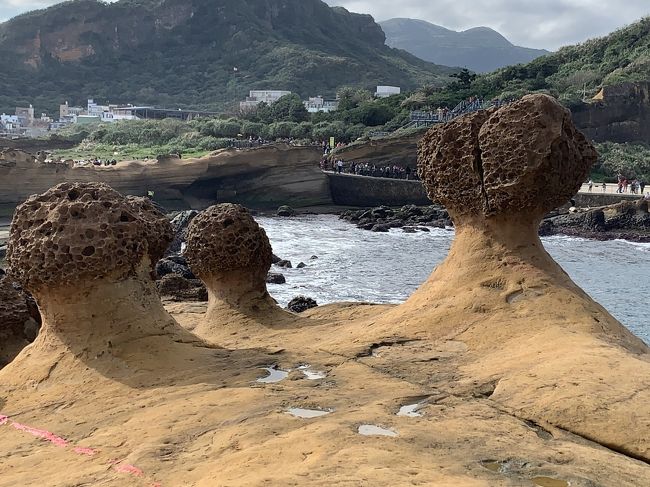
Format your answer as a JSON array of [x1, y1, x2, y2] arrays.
[[0, 97, 648, 486]]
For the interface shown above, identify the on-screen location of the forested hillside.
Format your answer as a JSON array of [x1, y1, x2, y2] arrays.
[[0, 0, 454, 114]]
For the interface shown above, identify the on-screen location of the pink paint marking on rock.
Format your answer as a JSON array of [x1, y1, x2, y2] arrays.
[[12, 422, 68, 447], [74, 446, 99, 456], [114, 464, 144, 476], [0, 415, 8, 426]]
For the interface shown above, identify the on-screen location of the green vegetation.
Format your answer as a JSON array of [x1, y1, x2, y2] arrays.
[[594, 142, 650, 181], [403, 17, 650, 111], [50, 89, 421, 160]]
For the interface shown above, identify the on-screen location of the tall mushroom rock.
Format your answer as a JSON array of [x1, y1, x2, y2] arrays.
[[5, 182, 200, 364], [185, 204, 296, 337], [396, 93, 650, 460]]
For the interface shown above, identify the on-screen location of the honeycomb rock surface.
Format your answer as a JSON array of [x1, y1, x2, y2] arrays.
[[125, 196, 173, 264], [7, 183, 171, 291], [417, 110, 489, 215], [185, 204, 272, 278], [417, 94, 597, 218], [479, 94, 597, 215]]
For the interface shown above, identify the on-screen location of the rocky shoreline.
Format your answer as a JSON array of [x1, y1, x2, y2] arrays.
[[336, 200, 650, 242]]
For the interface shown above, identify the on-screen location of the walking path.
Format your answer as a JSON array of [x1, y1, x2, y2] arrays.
[[578, 183, 645, 195]]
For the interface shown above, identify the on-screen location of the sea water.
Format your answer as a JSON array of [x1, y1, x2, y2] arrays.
[[258, 215, 650, 343]]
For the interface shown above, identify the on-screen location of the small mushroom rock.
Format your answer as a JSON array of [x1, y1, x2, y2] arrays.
[[185, 204, 297, 337]]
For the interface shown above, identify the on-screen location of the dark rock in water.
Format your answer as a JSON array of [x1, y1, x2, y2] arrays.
[[0, 275, 41, 364], [416, 226, 430, 232], [402, 227, 417, 233], [0, 245, 6, 260], [272, 253, 282, 264], [429, 220, 445, 229], [276, 259, 293, 268], [167, 210, 198, 255], [155, 257, 196, 279], [266, 272, 287, 284], [340, 204, 451, 232], [286, 296, 318, 313], [545, 198, 650, 241], [277, 205, 296, 217], [296, 262, 307, 268], [309, 255, 318, 260], [538, 220, 554, 236], [0, 268, 5, 276], [156, 274, 207, 301], [371, 206, 393, 218], [371, 224, 390, 232], [583, 209, 606, 231]]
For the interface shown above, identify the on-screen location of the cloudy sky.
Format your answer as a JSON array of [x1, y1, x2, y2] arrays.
[[1, 0, 648, 50]]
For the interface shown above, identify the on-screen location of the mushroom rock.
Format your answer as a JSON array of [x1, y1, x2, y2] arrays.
[[337, 94, 650, 460], [184, 204, 298, 340], [2, 182, 206, 384]]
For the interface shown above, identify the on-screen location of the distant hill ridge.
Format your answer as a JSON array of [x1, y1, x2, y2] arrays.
[[380, 18, 549, 73], [0, 0, 455, 114]]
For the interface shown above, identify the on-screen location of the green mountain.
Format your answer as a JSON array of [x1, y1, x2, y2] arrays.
[[471, 16, 650, 103], [0, 0, 455, 115], [380, 18, 549, 73]]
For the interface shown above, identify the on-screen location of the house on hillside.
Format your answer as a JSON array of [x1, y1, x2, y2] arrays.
[[304, 96, 339, 113], [239, 90, 292, 111], [375, 86, 401, 98]]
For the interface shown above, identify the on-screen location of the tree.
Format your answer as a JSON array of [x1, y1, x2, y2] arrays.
[[336, 87, 373, 111], [451, 68, 477, 88], [270, 94, 309, 123]]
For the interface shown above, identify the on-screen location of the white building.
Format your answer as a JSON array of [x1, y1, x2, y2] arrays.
[[375, 86, 401, 98], [304, 96, 339, 113], [240, 90, 292, 111]]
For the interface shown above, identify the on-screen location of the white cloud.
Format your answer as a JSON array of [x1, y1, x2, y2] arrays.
[[0, 0, 648, 50]]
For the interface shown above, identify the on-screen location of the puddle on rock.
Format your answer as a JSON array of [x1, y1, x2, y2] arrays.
[[532, 477, 569, 487], [256, 367, 289, 383], [297, 365, 327, 380], [480, 460, 503, 473], [358, 424, 398, 437], [397, 403, 423, 417], [286, 408, 332, 419]]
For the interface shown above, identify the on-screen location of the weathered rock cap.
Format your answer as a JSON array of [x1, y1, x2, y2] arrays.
[[418, 94, 598, 219], [185, 204, 272, 278], [7, 182, 172, 292]]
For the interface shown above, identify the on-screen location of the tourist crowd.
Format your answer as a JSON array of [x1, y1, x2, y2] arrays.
[[616, 175, 646, 194], [320, 158, 417, 180]]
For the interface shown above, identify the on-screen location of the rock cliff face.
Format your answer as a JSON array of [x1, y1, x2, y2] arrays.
[[572, 82, 650, 143], [0, 144, 331, 210], [329, 131, 424, 168]]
